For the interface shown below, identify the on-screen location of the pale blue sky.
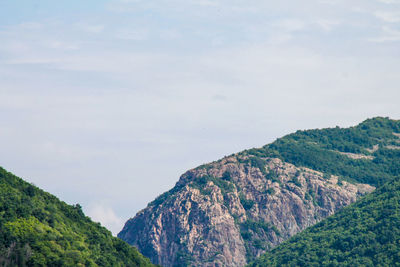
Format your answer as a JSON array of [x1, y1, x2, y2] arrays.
[[1, 0, 400, 234]]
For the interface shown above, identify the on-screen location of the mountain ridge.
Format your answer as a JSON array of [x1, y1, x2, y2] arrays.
[[119, 117, 400, 266]]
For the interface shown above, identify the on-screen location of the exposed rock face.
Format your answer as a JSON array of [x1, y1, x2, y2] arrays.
[[334, 151, 374, 160], [118, 155, 374, 267]]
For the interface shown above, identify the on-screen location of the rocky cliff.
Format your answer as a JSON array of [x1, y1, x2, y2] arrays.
[[118, 117, 400, 267], [118, 155, 373, 267]]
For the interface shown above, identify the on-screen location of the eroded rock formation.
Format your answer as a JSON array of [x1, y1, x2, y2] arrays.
[[118, 155, 374, 267]]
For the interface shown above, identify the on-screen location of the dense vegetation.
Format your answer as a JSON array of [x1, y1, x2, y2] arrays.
[[249, 172, 400, 267], [243, 117, 400, 187], [246, 117, 400, 265], [0, 168, 156, 267]]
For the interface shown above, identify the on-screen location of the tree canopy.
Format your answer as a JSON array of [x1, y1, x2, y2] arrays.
[[0, 167, 156, 267]]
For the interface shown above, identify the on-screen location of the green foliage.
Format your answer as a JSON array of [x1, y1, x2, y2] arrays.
[[265, 188, 275, 195], [239, 194, 255, 210], [249, 157, 268, 177], [190, 175, 235, 196], [265, 170, 280, 184], [241, 231, 252, 241], [232, 118, 400, 265], [241, 220, 279, 236], [0, 167, 156, 267], [242, 117, 400, 187], [222, 171, 232, 181], [288, 172, 302, 187], [209, 175, 235, 195], [249, 175, 400, 267], [240, 219, 280, 262], [148, 184, 184, 207], [174, 250, 193, 267]]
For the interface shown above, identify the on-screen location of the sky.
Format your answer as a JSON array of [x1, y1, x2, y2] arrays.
[[0, 0, 400, 235]]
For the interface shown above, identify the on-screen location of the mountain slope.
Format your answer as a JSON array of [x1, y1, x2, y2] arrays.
[[252, 117, 400, 187], [0, 167, 156, 267], [119, 117, 400, 266], [250, 173, 400, 266]]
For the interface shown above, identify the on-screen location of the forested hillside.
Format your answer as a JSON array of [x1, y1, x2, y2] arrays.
[[244, 117, 400, 186], [250, 173, 400, 266], [0, 168, 155, 267]]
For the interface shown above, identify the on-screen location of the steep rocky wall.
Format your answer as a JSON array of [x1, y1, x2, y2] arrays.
[[118, 156, 374, 267]]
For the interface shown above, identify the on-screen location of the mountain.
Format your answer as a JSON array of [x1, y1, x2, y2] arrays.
[[0, 167, 156, 267], [249, 171, 400, 266], [118, 117, 400, 266]]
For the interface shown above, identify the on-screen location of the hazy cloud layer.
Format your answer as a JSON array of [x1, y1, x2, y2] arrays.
[[0, 0, 399, 234]]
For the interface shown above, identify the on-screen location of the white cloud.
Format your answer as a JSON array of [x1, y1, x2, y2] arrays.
[[378, 0, 400, 4], [190, 0, 219, 7], [265, 33, 294, 45], [86, 204, 124, 235], [369, 26, 400, 42], [159, 29, 181, 40], [46, 41, 80, 50], [5, 57, 62, 65], [274, 19, 306, 32], [18, 22, 43, 30], [115, 28, 149, 40], [316, 19, 341, 31], [374, 11, 400, 22], [77, 23, 105, 33]]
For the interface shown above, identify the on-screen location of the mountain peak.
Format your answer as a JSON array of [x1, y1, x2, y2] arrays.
[[118, 118, 400, 266]]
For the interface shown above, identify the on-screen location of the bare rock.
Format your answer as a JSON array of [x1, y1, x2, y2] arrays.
[[118, 155, 374, 267]]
